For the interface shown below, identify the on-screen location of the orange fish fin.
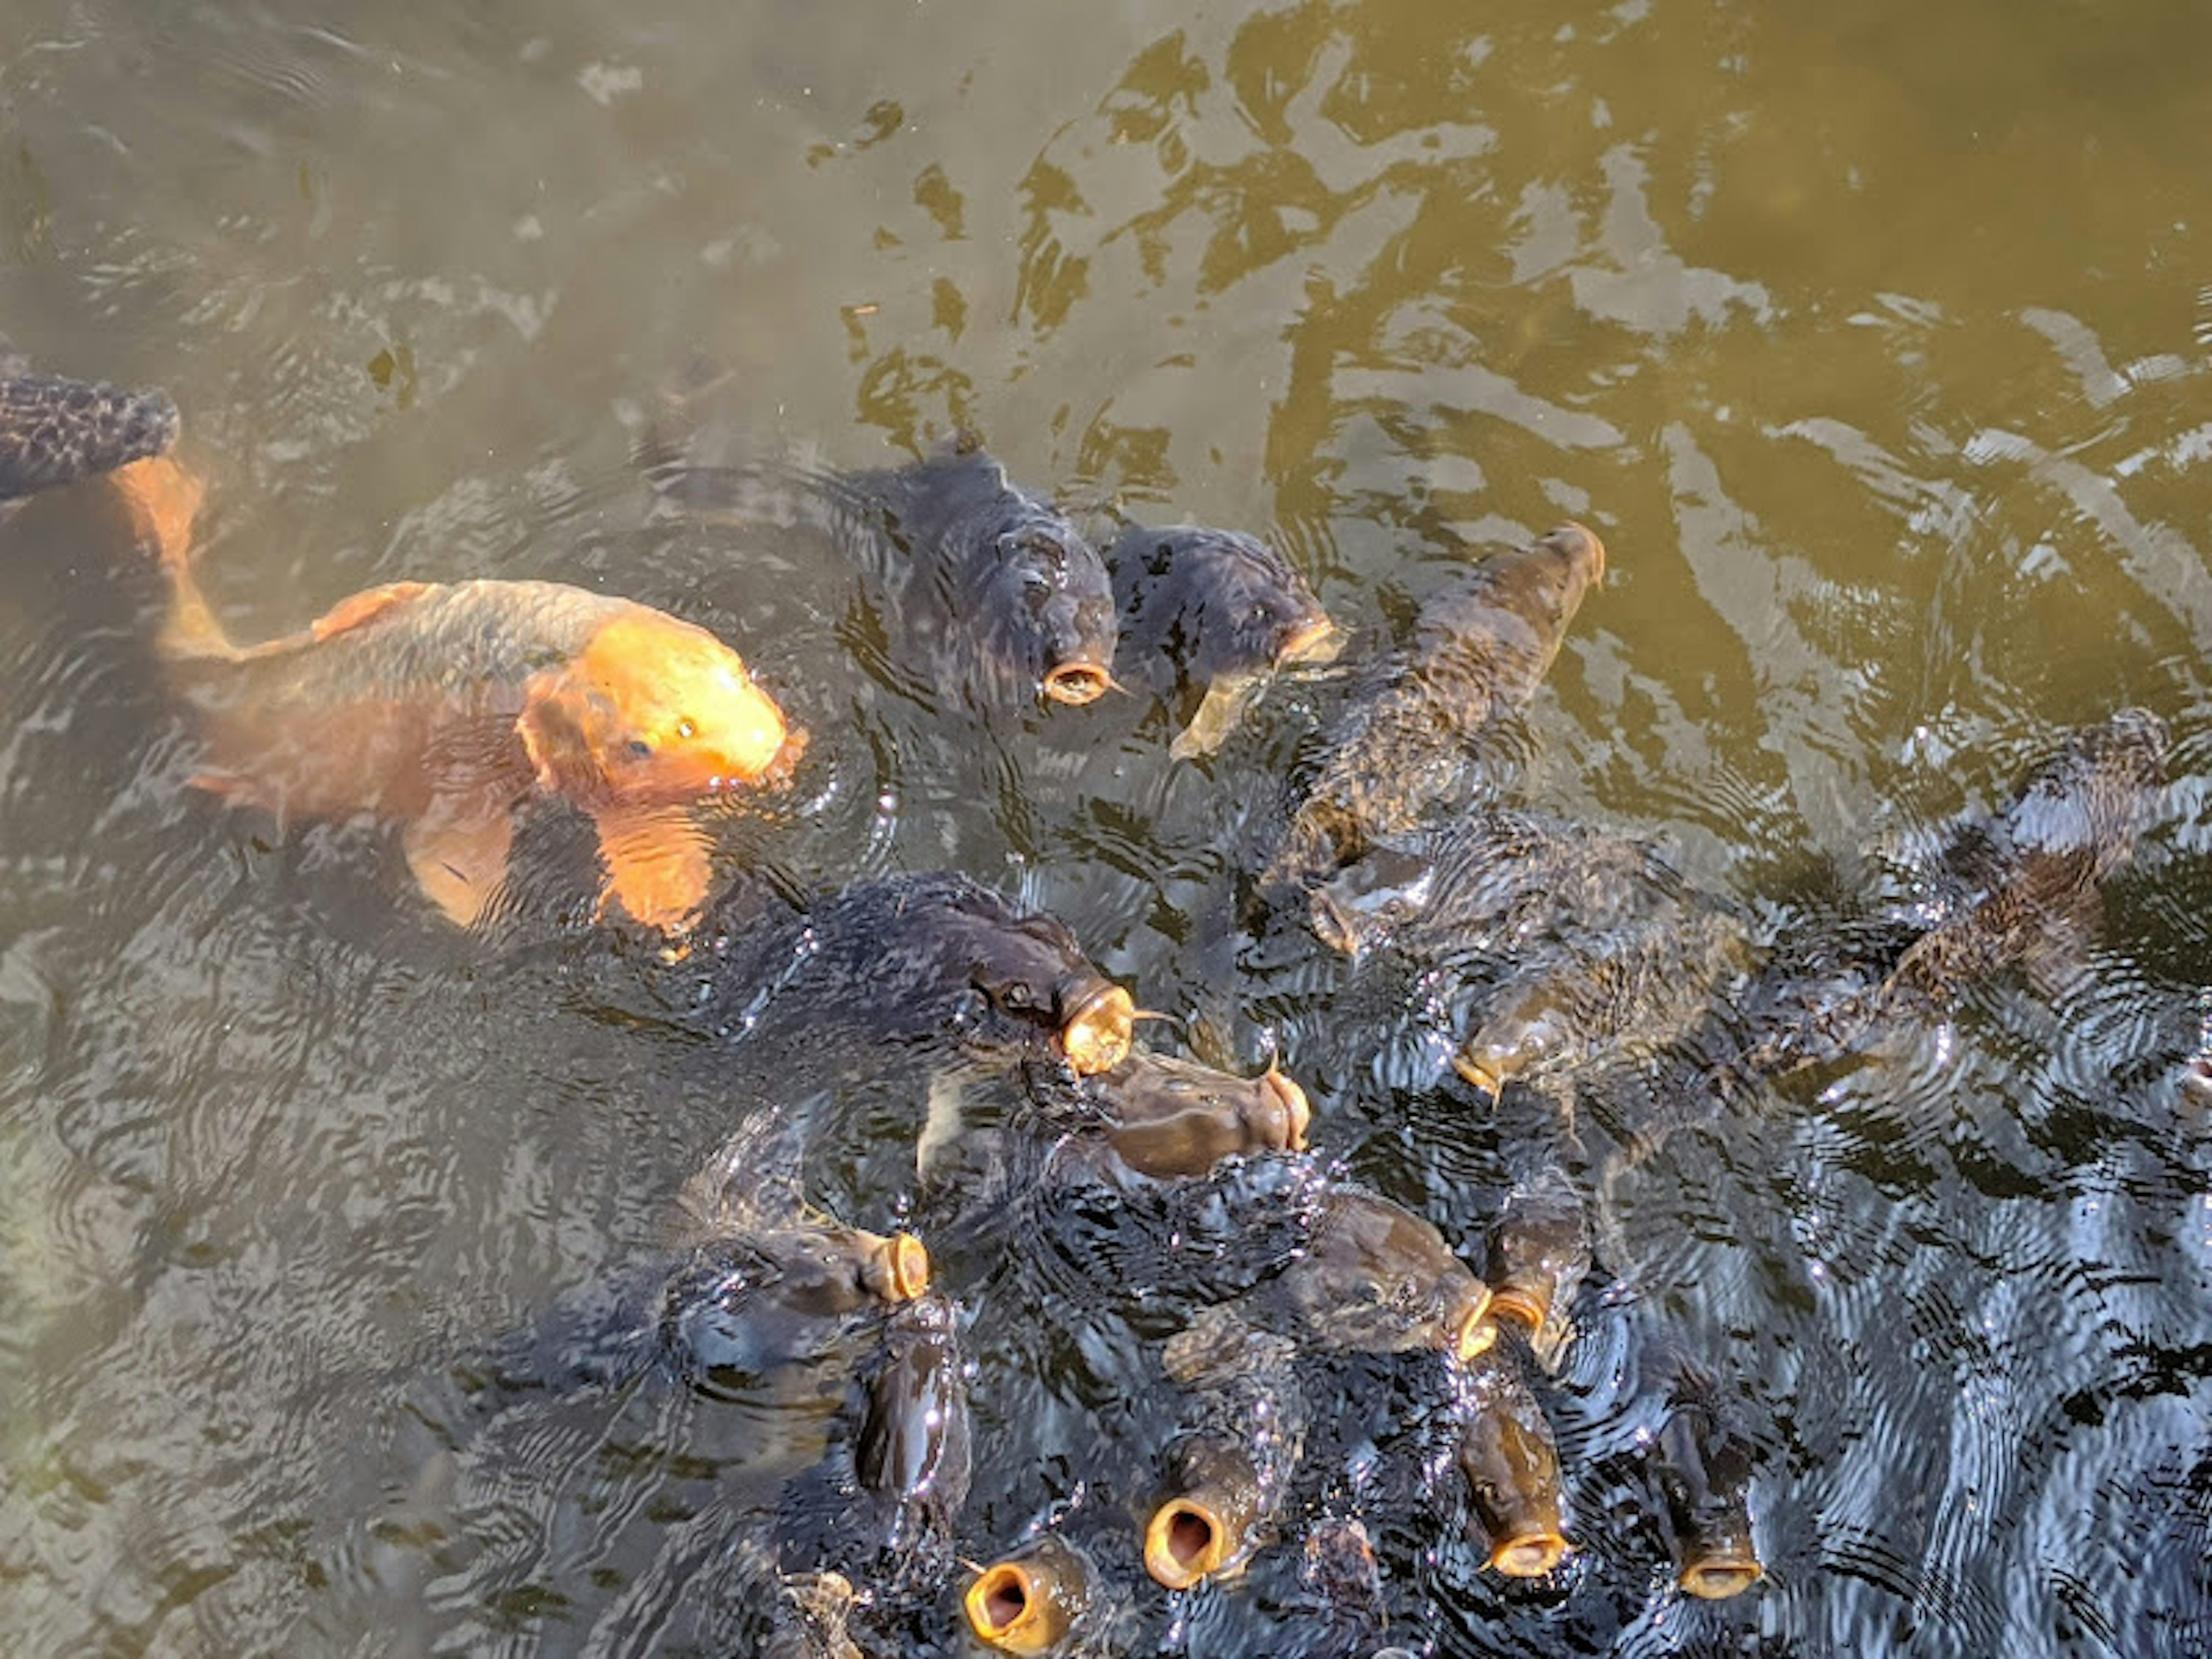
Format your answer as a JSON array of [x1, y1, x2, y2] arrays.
[[592, 803, 715, 935], [111, 455, 206, 573], [310, 581, 434, 643], [402, 808, 516, 930]]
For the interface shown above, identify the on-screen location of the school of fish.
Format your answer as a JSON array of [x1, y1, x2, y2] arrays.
[[0, 337, 2177, 1657]]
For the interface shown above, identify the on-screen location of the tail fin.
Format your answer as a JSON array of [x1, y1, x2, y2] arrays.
[[109, 454, 233, 662]]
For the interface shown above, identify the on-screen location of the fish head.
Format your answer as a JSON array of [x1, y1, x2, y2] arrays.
[[1310, 843, 1437, 955], [1095, 1051, 1312, 1177], [522, 609, 794, 805], [964, 1537, 1089, 1654], [1655, 1395, 1763, 1599], [976, 513, 1117, 706], [918, 897, 1130, 1073], [1459, 1362, 1569, 1578], [1479, 521, 1607, 638], [1121, 525, 1336, 684]]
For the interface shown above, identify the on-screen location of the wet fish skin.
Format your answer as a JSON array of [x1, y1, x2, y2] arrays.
[[1484, 1166, 1591, 1369], [0, 354, 178, 509], [1145, 1324, 1307, 1589], [673, 873, 1134, 1080], [852, 1290, 971, 1571], [1108, 520, 1335, 755], [1264, 522, 1605, 889], [1181, 1185, 1495, 1362], [661, 438, 1118, 711], [1032, 1049, 1312, 1181], [1648, 1357, 1763, 1600], [1456, 1346, 1570, 1578]]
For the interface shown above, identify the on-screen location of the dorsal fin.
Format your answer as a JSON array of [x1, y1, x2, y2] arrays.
[[309, 581, 433, 643]]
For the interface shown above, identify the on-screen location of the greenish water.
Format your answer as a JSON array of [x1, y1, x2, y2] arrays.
[[3, 2, 2210, 1655]]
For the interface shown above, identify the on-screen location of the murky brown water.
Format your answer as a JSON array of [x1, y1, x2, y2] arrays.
[[5, 2, 2212, 1655]]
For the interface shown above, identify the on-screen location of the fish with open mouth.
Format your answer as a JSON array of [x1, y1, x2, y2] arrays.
[[653, 434, 1118, 715]]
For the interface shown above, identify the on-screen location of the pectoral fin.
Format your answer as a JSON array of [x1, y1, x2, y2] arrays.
[[1169, 668, 1267, 762], [402, 808, 516, 929], [592, 804, 714, 935]]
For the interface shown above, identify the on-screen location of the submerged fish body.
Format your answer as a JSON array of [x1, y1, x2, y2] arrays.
[[676, 872, 1135, 1080], [1264, 522, 1605, 890], [119, 457, 798, 931], [0, 346, 179, 514], [1031, 1048, 1313, 1181], [660, 438, 1117, 712], [1883, 706, 2168, 1005], [1106, 519, 1335, 757]]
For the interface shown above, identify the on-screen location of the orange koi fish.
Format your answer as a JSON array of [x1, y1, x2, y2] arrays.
[[111, 456, 801, 934]]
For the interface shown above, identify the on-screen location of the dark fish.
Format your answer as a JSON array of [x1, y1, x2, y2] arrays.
[[1170, 1184, 1496, 1365], [1145, 1322, 1307, 1590], [0, 338, 178, 514], [1483, 1166, 1592, 1369], [1455, 1346, 1570, 1579], [668, 872, 1135, 1080], [1885, 706, 2168, 1004], [1106, 519, 1336, 757], [657, 437, 1117, 712], [1263, 522, 1605, 890], [1031, 1049, 1313, 1181], [852, 1290, 971, 1569], [964, 1533, 1099, 1655], [1646, 1350, 1763, 1600]]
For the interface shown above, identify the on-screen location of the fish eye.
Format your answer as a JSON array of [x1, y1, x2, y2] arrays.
[[676, 718, 696, 740]]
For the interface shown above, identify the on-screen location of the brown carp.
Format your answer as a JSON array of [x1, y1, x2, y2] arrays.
[[1263, 522, 1605, 891]]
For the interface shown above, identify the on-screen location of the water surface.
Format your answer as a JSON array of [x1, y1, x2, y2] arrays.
[[3, 2, 2210, 1655]]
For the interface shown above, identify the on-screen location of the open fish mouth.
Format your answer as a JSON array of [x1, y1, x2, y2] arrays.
[[1488, 1529, 1570, 1579], [1488, 1286, 1551, 1338], [1275, 612, 1342, 668], [1059, 984, 1135, 1075], [1143, 1494, 1236, 1589], [1042, 661, 1114, 706], [1679, 1550, 1763, 1600], [876, 1232, 931, 1301], [964, 1560, 1054, 1652]]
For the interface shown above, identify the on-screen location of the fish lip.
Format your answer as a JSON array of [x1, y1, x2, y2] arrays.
[[1449, 1283, 1498, 1361], [1451, 1051, 1505, 1099], [882, 1232, 931, 1301], [964, 1561, 1046, 1647], [1042, 661, 1113, 706], [1275, 612, 1342, 667], [1143, 1495, 1233, 1589], [1488, 1287, 1550, 1336], [1058, 984, 1134, 1076], [1679, 1552, 1763, 1600], [1487, 1530, 1570, 1578], [1260, 1064, 1312, 1151]]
